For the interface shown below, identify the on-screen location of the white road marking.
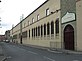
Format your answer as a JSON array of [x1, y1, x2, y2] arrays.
[[43, 56, 55, 61], [28, 51, 38, 55], [1, 56, 12, 61]]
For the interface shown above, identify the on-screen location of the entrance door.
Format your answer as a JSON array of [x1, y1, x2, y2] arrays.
[[64, 25, 74, 50]]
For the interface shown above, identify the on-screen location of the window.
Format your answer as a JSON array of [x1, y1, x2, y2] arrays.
[[28, 21, 30, 25], [55, 19, 59, 34], [32, 28, 33, 37], [24, 23, 26, 27], [22, 31, 27, 38], [38, 26, 40, 36], [32, 18, 34, 23], [13, 34, 17, 39], [41, 25, 43, 37], [47, 23, 50, 35], [36, 27, 37, 37], [34, 28, 35, 37], [44, 24, 46, 35], [29, 30, 30, 38], [46, 8, 49, 16], [51, 21, 54, 34], [27, 31, 28, 37], [37, 14, 39, 21]]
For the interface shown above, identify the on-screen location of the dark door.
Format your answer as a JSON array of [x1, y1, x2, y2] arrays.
[[64, 25, 74, 50]]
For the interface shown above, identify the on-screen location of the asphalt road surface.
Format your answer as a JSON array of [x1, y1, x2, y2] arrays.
[[0, 42, 82, 61]]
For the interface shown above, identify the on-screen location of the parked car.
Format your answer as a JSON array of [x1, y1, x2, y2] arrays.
[[5, 40, 10, 43]]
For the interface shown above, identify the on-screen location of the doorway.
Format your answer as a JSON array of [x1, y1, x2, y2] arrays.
[[64, 25, 74, 50]]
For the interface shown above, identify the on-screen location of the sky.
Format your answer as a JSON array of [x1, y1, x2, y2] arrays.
[[0, 0, 46, 35]]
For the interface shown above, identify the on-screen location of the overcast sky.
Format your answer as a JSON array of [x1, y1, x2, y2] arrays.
[[0, 0, 46, 35]]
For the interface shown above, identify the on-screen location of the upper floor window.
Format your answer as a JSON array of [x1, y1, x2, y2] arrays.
[[28, 21, 30, 25], [24, 23, 26, 27], [46, 8, 49, 16], [37, 14, 39, 21], [32, 18, 34, 23]]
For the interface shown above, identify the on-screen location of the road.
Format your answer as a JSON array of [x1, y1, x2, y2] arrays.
[[0, 42, 82, 61]]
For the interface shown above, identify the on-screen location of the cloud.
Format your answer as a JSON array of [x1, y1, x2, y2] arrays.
[[0, 0, 46, 35]]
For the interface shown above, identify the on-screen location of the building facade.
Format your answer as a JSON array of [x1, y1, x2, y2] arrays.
[[0, 35, 5, 41], [10, 0, 82, 51], [5, 30, 10, 41]]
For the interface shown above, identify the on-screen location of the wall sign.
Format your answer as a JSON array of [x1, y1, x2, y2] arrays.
[[62, 12, 75, 23]]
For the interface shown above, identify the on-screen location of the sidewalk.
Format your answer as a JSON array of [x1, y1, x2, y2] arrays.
[[25, 44, 82, 55], [11, 42, 82, 55], [49, 48, 82, 54], [0, 45, 5, 61]]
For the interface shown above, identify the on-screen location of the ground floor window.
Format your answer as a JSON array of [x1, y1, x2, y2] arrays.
[[38, 26, 40, 36], [55, 19, 59, 35], [41, 25, 43, 37], [51, 21, 54, 34], [44, 24, 46, 36], [29, 30, 30, 38], [47, 23, 50, 35]]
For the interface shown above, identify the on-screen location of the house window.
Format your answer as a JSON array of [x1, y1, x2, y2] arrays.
[[27, 31, 28, 37], [44, 24, 46, 36], [38, 26, 40, 36], [36, 27, 37, 37], [47, 23, 50, 35], [34, 28, 35, 37], [55, 19, 59, 34], [32, 28, 33, 37], [46, 8, 49, 16], [37, 14, 39, 21], [41, 25, 43, 37], [24, 23, 26, 27], [22, 31, 27, 38], [51, 21, 54, 34], [29, 30, 30, 38], [32, 18, 34, 23], [28, 21, 30, 25]]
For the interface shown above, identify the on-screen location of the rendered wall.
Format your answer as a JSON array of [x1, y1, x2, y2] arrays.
[[76, 0, 82, 51]]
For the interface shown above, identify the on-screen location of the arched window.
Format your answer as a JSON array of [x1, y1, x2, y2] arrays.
[[29, 30, 30, 38], [47, 23, 50, 35], [51, 21, 54, 34], [55, 19, 59, 34], [38, 26, 40, 36], [41, 25, 43, 37], [36, 27, 37, 37], [34, 28, 35, 37], [44, 24, 46, 36], [32, 28, 33, 37]]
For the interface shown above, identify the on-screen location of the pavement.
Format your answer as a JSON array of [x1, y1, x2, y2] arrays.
[[13, 42, 82, 55]]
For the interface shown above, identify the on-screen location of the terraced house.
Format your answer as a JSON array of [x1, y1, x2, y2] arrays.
[[10, 0, 82, 51]]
